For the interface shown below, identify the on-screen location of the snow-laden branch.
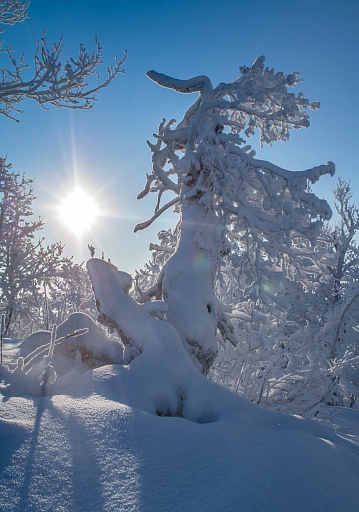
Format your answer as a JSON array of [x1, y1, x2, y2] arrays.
[[134, 197, 180, 233], [243, 154, 335, 184], [87, 258, 184, 364], [147, 70, 213, 98]]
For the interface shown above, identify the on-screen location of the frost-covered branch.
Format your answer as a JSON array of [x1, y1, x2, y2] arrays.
[[1, 30, 126, 121], [147, 70, 213, 97], [134, 197, 179, 232], [0, 0, 29, 29]]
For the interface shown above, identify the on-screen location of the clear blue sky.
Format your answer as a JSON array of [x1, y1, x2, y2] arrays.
[[1, 0, 359, 274]]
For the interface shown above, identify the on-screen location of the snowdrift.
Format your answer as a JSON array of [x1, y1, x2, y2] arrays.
[[1, 369, 359, 511]]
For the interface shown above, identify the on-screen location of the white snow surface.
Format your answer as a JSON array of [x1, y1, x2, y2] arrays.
[[1, 259, 359, 511], [1, 374, 359, 511], [1, 353, 359, 511]]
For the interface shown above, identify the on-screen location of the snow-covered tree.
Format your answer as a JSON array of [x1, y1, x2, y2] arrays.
[[294, 178, 359, 360], [211, 179, 359, 415], [0, 0, 126, 121], [326, 178, 359, 302], [1, 58, 342, 422], [0, 0, 125, 334], [131, 56, 334, 374], [314, 179, 359, 405], [43, 263, 93, 329], [0, 157, 76, 335]]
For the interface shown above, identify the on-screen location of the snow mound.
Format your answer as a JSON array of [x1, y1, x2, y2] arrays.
[[18, 312, 122, 364], [18, 331, 52, 358], [1, 312, 123, 397]]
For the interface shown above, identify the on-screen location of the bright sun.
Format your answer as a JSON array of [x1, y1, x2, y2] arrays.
[[57, 186, 100, 237]]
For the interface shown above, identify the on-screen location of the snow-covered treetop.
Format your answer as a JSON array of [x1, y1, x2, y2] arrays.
[[148, 55, 318, 148], [135, 57, 334, 263]]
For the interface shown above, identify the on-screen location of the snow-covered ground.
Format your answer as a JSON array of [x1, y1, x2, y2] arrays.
[[1, 337, 359, 512]]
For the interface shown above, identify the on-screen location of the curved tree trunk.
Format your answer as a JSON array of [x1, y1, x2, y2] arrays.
[[161, 200, 222, 374]]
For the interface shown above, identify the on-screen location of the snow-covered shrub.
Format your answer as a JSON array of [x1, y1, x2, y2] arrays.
[[210, 180, 359, 416], [0, 312, 122, 396]]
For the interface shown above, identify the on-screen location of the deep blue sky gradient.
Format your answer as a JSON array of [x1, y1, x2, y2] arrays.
[[1, 0, 359, 273]]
